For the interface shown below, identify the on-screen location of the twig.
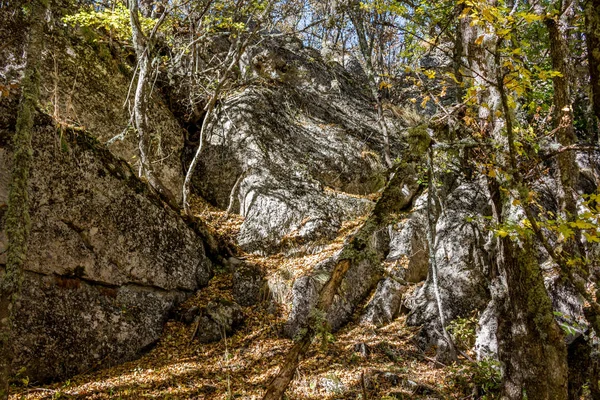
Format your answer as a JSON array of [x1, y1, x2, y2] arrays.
[[361, 370, 369, 399], [189, 316, 201, 345]]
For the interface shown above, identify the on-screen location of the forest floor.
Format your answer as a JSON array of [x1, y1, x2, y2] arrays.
[[10, 198, 474, 400]]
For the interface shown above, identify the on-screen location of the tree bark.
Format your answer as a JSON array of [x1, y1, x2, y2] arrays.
[[128, 0, 179, 209], [544, 12, 578, 231], [585, 0, 600, 129], [0, 0, 45, 397], [456, 1, 570, 396], [497, 239, 569, 399]]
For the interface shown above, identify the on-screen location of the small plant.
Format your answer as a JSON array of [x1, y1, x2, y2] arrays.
[[449, 358, 502, 399], [447, 314, 478, 351]]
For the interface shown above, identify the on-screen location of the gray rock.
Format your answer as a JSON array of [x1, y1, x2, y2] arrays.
[[360, 202, 428, 327], [233, 262, 265, 306], [361, 278, 406, 326], [2, 26, 186, 202], [405, 178, 491, 358], [319, 375, 346, 394], [387, 206, 429, 283], [195, 299, 244, 343], [474, 300, 499, 360], [285, 223, 391, 337], [0, 120, 211, 382], [177, 306, 201, 324], [193, 37, 401, 254]]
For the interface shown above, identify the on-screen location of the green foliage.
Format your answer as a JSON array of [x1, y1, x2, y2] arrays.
[[449, 358, 502, 399], [309, 308, 335, 350], [62, 2, 154, 43], [447, 315, 478, 351]]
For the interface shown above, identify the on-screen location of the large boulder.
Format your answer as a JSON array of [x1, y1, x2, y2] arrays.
[[194, 299, 244, 343], [0, 114, 212, 382], [193, 36, 400, 254]]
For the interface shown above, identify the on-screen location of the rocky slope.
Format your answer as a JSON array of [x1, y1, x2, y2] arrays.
[[2, 4, 599, 390]]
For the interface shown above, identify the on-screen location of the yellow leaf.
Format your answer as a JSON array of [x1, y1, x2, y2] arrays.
[[475, 35, 485, 46], [424, 70, 436, 79], [496, 229, 509, 238]]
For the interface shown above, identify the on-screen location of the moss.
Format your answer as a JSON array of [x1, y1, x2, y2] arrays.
[[520, 242, 555, 340], [0, 0, 46, 394]]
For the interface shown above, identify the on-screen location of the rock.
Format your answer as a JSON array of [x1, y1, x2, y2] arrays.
[[474, 300, 500, 360], [361, 278, 406, 326], [195, 299, 244, 343], [1, 23, 187, 202], [233, 262, 265, 306], [360, 200, 428, 327], [319, 375, 345, 394], [546, 276, 587, 344], [387, 206, 429, 283], [284, 227, 388, 336], [284, 161, 421, 337], [192, 36, 402, 254], [405, 177, 491, 360], [353, 342, 371, 357], [0, 119, 211, 382], [175, 306, 201, 324]]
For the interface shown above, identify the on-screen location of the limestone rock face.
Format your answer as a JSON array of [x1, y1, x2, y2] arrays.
[[193, 36, 399, 254], [1, 10, 185, 202], [0, 117, 211, 382], [406, 177, 490, 356], [284, 245, 387, 337]]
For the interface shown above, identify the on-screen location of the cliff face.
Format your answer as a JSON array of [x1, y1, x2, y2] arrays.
[[0, 115, 211, 381], [192, 36, 399, 255], [0, 4, 219, 380]]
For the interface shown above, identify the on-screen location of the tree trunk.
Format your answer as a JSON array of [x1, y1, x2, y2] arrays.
[[425, 147, 456, 361], [348, 4, 393, 168], [497, 238, 569, 399], [0, 0, 45, 397], [585, 0, 600, 130], [263, 157, 422, 399], [128, 0, 178, 209], [457, 2, 570, 396], [544, 12, 579, 233]]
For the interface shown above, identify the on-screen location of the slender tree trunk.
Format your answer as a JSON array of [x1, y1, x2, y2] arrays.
[[585, 0, 600, 130], [263, 158, 422, 399], [128, 0, 178, 209], [425, 147, 456, 361], [182, 35, 246, 215], [348, 5, 393, 168], [0, 1, 45, 397], [544, 11, 579, 230], [182, 0, 275, 215]]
